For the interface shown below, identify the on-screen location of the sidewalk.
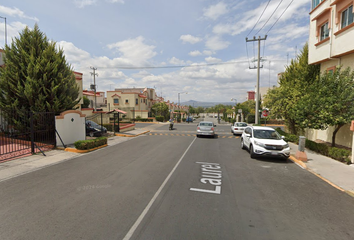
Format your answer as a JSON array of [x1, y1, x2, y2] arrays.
[[0, 129, 149, 183], [289, 142, 354, 195]]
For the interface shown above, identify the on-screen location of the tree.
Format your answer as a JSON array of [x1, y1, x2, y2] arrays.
[[81, 96, 90, 108], [263, 43, 320, 134], [294, 67, 354, 146], [0, 24, 80, 115], [196, 106, 205, 116], [151, 102, 169, 120]]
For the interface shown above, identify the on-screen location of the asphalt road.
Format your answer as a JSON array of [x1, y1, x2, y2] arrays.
[[1, 121, 354, 239]]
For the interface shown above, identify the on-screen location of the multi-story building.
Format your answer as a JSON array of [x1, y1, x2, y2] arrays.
[[106, 88, 159, 119], [308, 0, 354, 148]]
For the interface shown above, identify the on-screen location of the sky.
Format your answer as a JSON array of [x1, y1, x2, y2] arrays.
[[0, 0, 310, 104]]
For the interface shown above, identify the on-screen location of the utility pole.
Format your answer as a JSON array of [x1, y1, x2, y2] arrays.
[[90, 67, 98, 111], [246, 35, 267, 124], [0, 16, 7, 46]]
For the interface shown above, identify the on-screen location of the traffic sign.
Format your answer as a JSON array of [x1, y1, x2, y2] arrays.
[[262, 109, 269, 117]]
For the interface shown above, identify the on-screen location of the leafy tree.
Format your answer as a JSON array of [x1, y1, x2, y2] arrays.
[[263, 43, 320, 134], [294, 67, 354, 146], [196, 106, 205, 116], [151, 102, 169, 120], [0, 24, 80, 115], [81, 96, 90, 108]]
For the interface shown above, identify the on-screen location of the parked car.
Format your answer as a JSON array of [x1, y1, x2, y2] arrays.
[[231, 122, 248, 135], [86, 124, 103, 137], [186, 117, 193, 122], [85, 120, 107, 133], [196, 121, 216, 138], [240, 126, 290, 160]]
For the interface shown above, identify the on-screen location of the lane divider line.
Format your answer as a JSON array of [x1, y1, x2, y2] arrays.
[[122, 137, 197, 240]]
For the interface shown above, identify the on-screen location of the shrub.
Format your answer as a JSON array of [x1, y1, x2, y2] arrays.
[[328, 147, 351, 164], [275, 128, 297, 143], [74, 137, 107, 150], [247, 114, 255, 123], [155, 116, 164, 122]]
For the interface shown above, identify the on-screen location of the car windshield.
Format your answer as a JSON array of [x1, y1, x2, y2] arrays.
[[253, 130, 281, 140], [236, 123, 247, 127], [200, 123, 213, 126]]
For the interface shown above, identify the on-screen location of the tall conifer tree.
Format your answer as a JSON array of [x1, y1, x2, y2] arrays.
[[0, 24, 79, 115]]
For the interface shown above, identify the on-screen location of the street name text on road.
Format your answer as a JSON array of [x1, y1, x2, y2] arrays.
[[190, 162, 222, 194]]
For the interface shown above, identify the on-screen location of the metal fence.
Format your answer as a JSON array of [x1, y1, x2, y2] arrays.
[[0, 110, 56, 162]]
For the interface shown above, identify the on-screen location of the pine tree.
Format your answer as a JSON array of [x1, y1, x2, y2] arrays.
[[0, 24, 80, 115]]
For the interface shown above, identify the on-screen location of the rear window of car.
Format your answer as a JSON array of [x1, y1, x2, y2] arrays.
[[200, 123, 213, 126], [236, 123, 247, 127]]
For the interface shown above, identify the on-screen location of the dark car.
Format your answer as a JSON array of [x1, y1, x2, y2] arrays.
[[85, 120, 106, 137]]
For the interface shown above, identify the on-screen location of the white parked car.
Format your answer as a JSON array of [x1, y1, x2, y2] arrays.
[[240, 126, 290, 160], [231, 122, 248, 135]]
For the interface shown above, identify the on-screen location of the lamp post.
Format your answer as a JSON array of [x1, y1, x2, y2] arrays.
[[0, 16, 7, 46], [178, 92, 187, 122], [231, 98, 237, 121]]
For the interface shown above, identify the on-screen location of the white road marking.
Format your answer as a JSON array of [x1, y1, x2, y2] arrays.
[[122, 137, 197, 240]]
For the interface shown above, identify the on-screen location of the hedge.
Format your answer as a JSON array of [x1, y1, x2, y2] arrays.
[[155, 116, 164, 122], [74, 137, 107, 150], [275, 128, 297, 143], [305, 139, 351, 164]]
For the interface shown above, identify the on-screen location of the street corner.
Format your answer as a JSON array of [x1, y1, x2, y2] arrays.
[[289, 155, 307, 169]]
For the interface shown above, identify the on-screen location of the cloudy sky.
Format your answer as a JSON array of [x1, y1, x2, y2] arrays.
[[0, 0, 310, 103]]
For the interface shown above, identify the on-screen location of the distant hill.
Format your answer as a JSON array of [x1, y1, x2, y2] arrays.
[[181, 100, 236, 108]]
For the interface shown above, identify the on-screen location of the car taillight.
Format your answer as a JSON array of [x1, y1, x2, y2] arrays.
[[235, 128, 238, 130], [197, 127, 200, 130], [211, 127, 214, 131]]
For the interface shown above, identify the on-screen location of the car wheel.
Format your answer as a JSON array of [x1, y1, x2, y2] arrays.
[[196, 134, 199, 138], [89, 132, 94, 137], [250, 145, 256, 159], [240, 138, 245, 150]]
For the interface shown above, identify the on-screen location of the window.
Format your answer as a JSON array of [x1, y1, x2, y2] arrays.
[[341, 5, 354, 29], [312, 0, 322, 10], [114, 98, 119, 104], [136, 98, 138, 105], [320, 22, 329, 40], [125, 99, 129, 104]]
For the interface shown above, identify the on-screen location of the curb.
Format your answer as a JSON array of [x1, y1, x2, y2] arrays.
[[115, 130, 150, 137], [64, 144, 108, 153], [289, 155, 347, 193]]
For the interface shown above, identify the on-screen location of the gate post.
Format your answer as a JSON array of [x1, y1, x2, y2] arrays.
[[30, 112, 35, 154]]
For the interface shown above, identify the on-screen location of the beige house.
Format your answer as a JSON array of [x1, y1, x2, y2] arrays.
[[83, 90, 105, 109], [106, 88, 158, 119], [308, 0, 354, 148]]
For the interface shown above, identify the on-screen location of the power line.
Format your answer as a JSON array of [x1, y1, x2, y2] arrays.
[[246, 0, 272, 37], [254, 0, 283, 36], [95, 61, 249, 70], [266, 0, 294, 35]]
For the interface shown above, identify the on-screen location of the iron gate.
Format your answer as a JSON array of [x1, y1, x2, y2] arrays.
[[0, 110, 56, 162]]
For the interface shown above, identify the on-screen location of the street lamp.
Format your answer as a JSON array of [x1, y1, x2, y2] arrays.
[[0, 16, 7, 46], [231, 98, 237, 121], [178, 92, 187, 122]]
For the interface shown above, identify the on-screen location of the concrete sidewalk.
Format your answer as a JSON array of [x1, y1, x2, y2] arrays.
[[289, 142, 354, 195], [0, 129, 149, 183]]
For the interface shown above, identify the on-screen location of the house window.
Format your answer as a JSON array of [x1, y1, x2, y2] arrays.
[[125, 99, 129, 104], [312, 0, 322, 10], [114, 98, 119, 104], [341, 5, 354, 29], [320, 22, 329, 41], [136, 98, 138, 105]]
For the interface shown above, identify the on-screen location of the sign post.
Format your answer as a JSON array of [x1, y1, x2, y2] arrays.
[[261, 109, 269, 126]]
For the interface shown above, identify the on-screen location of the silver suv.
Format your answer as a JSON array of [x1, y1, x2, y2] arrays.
[[240, 126, 290, 159]]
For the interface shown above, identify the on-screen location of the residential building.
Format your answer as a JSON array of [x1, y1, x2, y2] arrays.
[[308, 0, 354, 148], [83, 90, 105, 109]]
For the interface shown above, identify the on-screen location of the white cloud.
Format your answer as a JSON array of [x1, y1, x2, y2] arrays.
[[107, 0, 125, 3], [189, 50, 202, 57], [205, 57, 222, 63], [180, 34, 202, 44], [203, 50, 214, 56], [203, 2, 228, 20], [205, 36, 230, 51], [74, 0, 97, 8], [169, 57, 185, 65], [0, 5, 39, 21], [107, 36, 157, 66]]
